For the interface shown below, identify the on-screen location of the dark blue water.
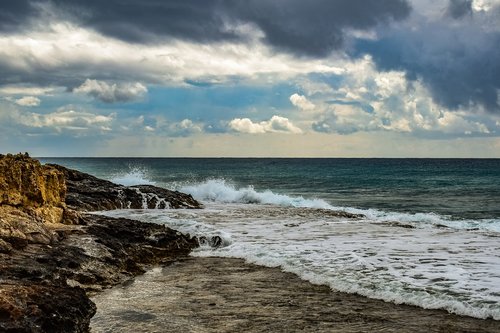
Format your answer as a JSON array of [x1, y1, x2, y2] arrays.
[[39, 158, 500, 220]]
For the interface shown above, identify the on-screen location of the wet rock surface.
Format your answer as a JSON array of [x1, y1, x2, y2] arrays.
[[92, 257, 500, 333], [0, 215, 198, 332], [0, 282, 95, 333], [49, 164, 201, 211]]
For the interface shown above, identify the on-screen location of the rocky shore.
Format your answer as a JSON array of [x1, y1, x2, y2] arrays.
[[0, 153, 201, 332]]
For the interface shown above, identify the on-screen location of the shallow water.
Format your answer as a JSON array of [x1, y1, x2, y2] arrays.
[[100, 203, 500, 320]]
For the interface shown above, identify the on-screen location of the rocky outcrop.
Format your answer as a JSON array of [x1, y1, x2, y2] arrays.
[[0, 153, 66, 211], [49, 164, 201, 211], [0, 153, 70, 252], [0, 153, 201, 332]]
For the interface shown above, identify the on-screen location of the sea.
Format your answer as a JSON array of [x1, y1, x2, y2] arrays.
[[39, 158, 500, 320]]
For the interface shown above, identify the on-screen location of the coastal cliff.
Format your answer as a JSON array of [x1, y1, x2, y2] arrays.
[[0, 153, 69, 253], [0, 153, 200, 332]]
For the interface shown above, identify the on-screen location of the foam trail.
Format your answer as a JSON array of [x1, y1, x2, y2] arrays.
[[110, 167, 156, 186], [98, 210, 233, 249]]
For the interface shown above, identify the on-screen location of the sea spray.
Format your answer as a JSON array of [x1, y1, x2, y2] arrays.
[[111, 167, 156, 186]]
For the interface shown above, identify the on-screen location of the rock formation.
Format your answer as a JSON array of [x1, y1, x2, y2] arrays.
[[0, 153, 201, 332], [49, 164, 201, 211], [0, 153, 69, 252]]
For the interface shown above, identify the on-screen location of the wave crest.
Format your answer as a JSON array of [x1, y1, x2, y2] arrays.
[[181, 179, 332, 209], [110, 167, 156, 186], [180, 179, 500, 232]]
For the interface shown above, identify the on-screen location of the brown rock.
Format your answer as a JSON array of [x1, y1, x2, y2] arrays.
[[0, 153, 68, 249], [0, 206, 57, 249], [0, 214, 198, 332], [0, 153, 66, 209]]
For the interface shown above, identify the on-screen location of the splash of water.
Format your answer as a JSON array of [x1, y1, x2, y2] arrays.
[[110, 167, 156, 186]]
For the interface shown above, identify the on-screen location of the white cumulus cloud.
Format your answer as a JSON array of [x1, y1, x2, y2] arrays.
[[303, 56, 494, 137], [472, 0, 500, 11], [167, 119, 203, 137], [229, 116, 302, 134], [74, 79, 147, 103], [289, 93, 315, 111]]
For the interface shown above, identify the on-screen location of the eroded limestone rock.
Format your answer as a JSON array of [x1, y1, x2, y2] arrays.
[[0, 153, 69, 250]]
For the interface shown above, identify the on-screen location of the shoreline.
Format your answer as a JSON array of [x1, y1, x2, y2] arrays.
[[91, 256, 500, 333]]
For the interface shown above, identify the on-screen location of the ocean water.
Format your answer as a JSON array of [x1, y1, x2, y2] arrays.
[[40, 158, 500, 319]]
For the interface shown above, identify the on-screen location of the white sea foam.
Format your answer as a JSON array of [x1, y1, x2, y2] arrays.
[[110, 167, 156, 186], [100, 205, 500, 320], [182, 178, 342, 209], [181, 179, 500, 232]]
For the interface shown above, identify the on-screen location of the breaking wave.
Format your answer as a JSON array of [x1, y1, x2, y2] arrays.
[[181, 178, 332, 209], [181, 179, 500, 232]]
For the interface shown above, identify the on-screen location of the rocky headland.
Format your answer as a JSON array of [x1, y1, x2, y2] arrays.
[[0, 153, 201, 332]]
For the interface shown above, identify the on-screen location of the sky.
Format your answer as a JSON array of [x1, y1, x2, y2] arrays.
[[1, 0, 500, 157]]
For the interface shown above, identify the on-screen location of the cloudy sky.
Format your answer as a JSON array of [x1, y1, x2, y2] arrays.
[[1, 0, 499, 157]]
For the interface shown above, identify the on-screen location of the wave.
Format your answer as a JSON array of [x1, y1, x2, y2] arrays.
[[194, 246, 500, 320], [181, 179, 333, 209], [181, 179, 500, 232], [110, 167, 156, 186]]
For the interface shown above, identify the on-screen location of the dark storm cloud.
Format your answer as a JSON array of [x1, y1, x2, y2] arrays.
[[354, 23, 500, 112], [0, 0, 37, 32], [226, 0, 411, 57], [446, 0, 473, 19], [2, 0, 411, 57], [52, 0, 239, 44]]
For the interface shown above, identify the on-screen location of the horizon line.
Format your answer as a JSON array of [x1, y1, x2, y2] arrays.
[[35, 156, 500, 159]]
